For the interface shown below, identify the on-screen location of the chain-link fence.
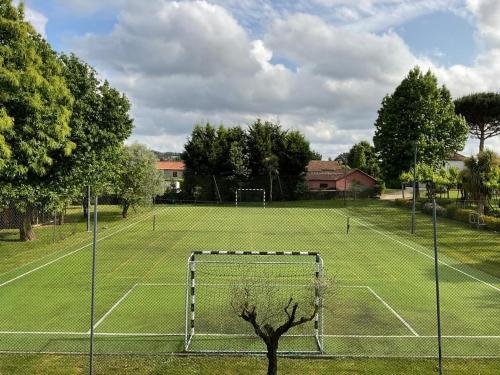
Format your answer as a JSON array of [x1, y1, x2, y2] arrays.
[[0, 178, 498, 373]]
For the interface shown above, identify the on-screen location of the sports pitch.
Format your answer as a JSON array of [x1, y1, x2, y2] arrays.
[[0, 201, 498, 357]]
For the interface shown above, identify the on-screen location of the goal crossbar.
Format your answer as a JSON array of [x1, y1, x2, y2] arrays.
[[184, 250, 324, 354]]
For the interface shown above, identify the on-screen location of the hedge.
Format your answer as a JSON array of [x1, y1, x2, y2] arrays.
[[394, 199, 500, 232]]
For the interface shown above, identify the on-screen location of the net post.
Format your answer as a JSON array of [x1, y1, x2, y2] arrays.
[[88, 196, 98, 375], [184, 253, 196, 351], [314, 254, 323, 353], [184, 254, 191, 351], [432, 199, 443, 375]]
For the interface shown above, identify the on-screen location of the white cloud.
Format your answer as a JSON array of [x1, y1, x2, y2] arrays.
[[66, 0, 500, 159], [55, 0, 127, 13], [25, 7, 47, 37]]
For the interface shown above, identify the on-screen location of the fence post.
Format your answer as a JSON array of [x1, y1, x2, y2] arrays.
[[432, 199, 443, 375], [87, 186, 91, 233], [411, 144, 418, 234], [52, 212, 57, 243], [153, 196, 156, 231], [89, 196, 98, 375]]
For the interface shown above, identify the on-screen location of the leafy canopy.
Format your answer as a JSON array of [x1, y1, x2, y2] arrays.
[[50, 54, 134, 198], [0, 0, 74, 208], [116, 144, 165, 217], [346, 141, 380, 177], [373, 67, 468, 186], [454, 92, 500, 152]]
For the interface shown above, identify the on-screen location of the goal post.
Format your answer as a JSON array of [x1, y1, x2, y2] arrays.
[[235, 188, 266, 207], [184, 251, 324, 354]]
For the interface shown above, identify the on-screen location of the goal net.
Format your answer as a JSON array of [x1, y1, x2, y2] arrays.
[[184, 251, 324, 354], [235, 188, 266, 207]]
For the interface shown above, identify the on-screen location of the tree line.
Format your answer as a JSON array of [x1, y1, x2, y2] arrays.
[[0, 2, 164, 240], [181, 120, 320, 201], [335, 68, 499, 194]]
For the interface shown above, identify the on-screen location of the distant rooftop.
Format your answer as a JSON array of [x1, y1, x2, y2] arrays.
[[307, 160, 343, 172], [447, 152, 467, 161], [156, 161, 185, 171]]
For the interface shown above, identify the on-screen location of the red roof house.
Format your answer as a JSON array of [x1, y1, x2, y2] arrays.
[[157, 161, 185, 179], [306, 161, 377, 191]]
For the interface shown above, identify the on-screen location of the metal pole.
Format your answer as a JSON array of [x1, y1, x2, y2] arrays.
[[87, 186, 91, 232], [88, 196, 98, 375], [411, 144, 418, 234], [152, 196, 156, 231], [346, 217, 350, 234], [432, 199, 443, 375], [343, 165, 347, 206], [52, 212, 56, 243]]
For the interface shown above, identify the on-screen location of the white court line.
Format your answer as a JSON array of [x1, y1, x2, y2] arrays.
[[339, 211, 500, 292], [0, 209, 160, 289], [365, 286, 419, 337], [0, 330, 498, 339], [137, 282, 419, 336], [90, 284, 138, 332]]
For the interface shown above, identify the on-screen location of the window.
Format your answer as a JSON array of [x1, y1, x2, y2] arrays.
[[173, 171, 178, 178], [320, 183, 328, 189]]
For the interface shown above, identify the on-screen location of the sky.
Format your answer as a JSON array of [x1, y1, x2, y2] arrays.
[[22, 0, 500, 159]]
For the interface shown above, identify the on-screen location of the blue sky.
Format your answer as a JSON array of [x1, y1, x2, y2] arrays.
[[22, 0, 500, 157]]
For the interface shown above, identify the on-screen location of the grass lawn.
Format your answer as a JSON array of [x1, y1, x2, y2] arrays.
[[0, 199, 498, 363], [0, 354, 499, 375]]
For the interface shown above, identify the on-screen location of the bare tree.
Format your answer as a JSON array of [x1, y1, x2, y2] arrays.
[[231, 277, 331, 375]]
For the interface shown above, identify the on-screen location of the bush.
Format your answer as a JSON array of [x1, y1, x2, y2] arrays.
[[395, 200, 499, 232], [483, 215, 500, 231], [421, 202, 446, 217]]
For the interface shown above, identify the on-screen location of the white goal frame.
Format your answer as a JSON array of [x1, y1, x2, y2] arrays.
[[235, 188, 266, 207], [184, 250, 324, 354]]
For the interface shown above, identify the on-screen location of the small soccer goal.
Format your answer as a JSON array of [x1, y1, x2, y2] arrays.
[[184, 251, 325, 354], [235, 188, 266, 207]]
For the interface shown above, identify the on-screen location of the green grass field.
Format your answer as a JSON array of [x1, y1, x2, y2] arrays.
[[0, 200, 498, 359], [1, 354, 499, 375]]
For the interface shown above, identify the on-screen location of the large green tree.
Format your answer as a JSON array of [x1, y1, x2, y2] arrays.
[[116, 144, 165, 218], [373, 67, 468, 186], [347, 141, 380, 177], [0, 1, 74, 240], [52, 54, 133, 216], [461, 151, 500, 214], [454, 92, 500, 152], [182, 120, 316, 201]]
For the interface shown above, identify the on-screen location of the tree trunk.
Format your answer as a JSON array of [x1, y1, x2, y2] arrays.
[[266, 340, 279, 375], [478, 195, 485, 215], [82, 196, 89, 218], [19, 206, 35, 241], [57, 212, 65, 225], [479, 130, 485, 152], [122, 203, 130, 218]]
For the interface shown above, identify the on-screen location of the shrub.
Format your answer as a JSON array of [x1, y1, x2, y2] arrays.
[[421, 202, 446, 217], [395, 200, 499, 232], [483, 215, 500, 231]]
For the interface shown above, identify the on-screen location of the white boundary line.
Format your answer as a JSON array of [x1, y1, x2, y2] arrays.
[[90, 284, 138, 333], [0, 331, 498, 339], [0, 210, 160, 288], [339, 211, 500, 292], [365, 286, 419, 337]]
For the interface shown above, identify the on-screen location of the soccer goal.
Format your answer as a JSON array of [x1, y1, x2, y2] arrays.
[[235, 188, 266, 207], [184, 251, 325, 354]]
